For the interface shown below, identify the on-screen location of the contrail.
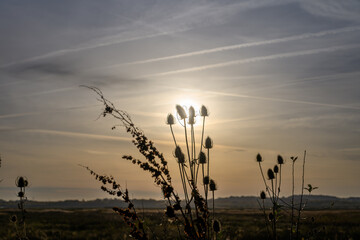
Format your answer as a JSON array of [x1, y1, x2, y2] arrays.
[[0, 28, 189, 69], [115, 26, 360, 66], [166, 86, 360, 111], [146, 44, 360, 77]]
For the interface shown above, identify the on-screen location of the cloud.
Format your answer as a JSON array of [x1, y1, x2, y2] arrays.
[[145, 44, 360, 77], [168, 86, 360, 110], [108, 26, 360, 67], [7, 62, 76, 77]]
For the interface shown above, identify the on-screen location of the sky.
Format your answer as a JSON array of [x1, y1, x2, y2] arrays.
[[0, 0, 359, 201]]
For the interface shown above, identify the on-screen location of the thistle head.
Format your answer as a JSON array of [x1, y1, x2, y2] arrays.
[[16, 176, 28, 188], [213, 219, 221, 233], [10, 215, 17, 223], [198, 151, 206, 164], [273, 165, 279, 173], [203, 176, 210, 185], [188, 106, 196, 125], [267, 169, 275, 180], [256, 153, 263, 163], [176, 105, 187, 119], [166, 113, 175, 125], [200, 105, 208, 117], [260, 191, 266, 200], [174, 146, 185, 164], [204, 136, 213, 149], [209, 179, 217, 191], [165, 206, 175, 218], [277, 155, 284, 165]]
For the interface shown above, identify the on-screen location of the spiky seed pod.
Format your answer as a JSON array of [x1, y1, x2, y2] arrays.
[[188, 106, 196, 124], [200, 105, 208, 117], [166, 113, 175, 125], [10, 215, 17, 223], [269, 212, 274, 221], [260, 191, 266, 200], [16, 176, 26, 188], [274, 165, 279, 173], [203, 176, 210, 185], [204, 136, 213, 149], [176, 105, 187, 119], [165, 206, 175, 218], [18, 191, 24, 198], [173, 202, 181, 211], [256, 153, 263, 162], [213, 219, 221, 233], [209, 179, 217, 191], [277, 155, 284, 165], [174, 146, 185, 164], [267, 169, 275, 180], [198, 151, 206, 164]]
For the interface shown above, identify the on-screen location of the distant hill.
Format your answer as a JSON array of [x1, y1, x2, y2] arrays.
[[1, 195, 359, 209]]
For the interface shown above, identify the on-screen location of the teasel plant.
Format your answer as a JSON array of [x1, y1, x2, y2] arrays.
[[11, 176, 29, 240], [82, 86, 218, 239], [256, 151, 317, 240], [167, 104, 220, 239]]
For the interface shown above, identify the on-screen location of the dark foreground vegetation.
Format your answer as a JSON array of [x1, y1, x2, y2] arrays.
[[1, 208, 359, 240]]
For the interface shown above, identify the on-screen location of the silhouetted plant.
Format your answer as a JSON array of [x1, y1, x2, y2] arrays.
[[82, 86, 219, 239], [11, 176, 29, 240], [256, 151, 317, 240]]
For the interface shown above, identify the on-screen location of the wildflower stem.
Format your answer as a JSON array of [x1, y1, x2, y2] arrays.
[[170, 125, 177, 146], [183, 119, 193, 183], [290, 159, 295, 240], [258, 162, 271, 199], [296, 150, 306, 240]]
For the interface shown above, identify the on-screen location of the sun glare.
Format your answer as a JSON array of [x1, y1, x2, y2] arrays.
[[175, 98, 202, 126]]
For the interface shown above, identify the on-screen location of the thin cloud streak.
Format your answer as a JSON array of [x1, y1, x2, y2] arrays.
[[169, 86, 360, 110], [0, 29, 189, 69], [115, 26, 360, 66], [146, 44, 360, 77]]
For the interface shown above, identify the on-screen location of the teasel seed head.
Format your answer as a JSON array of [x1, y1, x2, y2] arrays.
[[18, 191, 24, 198], [176, 105, 187, 119], [16, 176, 27, 188], [174, 146, 185, 164], [256, 153, 263, 163], [203, 176, 210, 185], [213, 219, 221, 233], [188, 106, 196, 124], [198, 151, 206, 164], [165, 206, 175, 218], [277, 155, 284, 165], [166, 113, 175, 125], [200, 105, 208, 117], [260, 191, 266, 200], [273, 165, 279, 173], [10, 215, 17, 223], [204, 136, 213, 149], [267, 169, 275, 180], [269, 212, 274, 221], [209, 179, 217, 191]]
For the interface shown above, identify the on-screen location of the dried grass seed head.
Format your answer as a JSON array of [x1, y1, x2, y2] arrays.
[[203, 176, 210, 185], [16, 176, 28, 188], [166, 113, 175, 125], [176, 105, 187, 120], [198, 151, 206, 164], [200, 105, 208, 117], [277, 155, 284, 165], [260, 191, 266, 199], [273, 165, 279, 173], [204, 136, 213, 149], [209, 179, 217, 191], [256, 153, 263, 163], [174, 146, 185, 163], [267, 169, 275, 180], [213, 219, 221, 233], [188, 106, 196, 125]]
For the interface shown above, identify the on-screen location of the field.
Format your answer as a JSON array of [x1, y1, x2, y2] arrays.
[[1, 208, 359, 240]]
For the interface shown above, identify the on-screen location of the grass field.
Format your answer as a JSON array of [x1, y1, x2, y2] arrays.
[[1, 208, 359, 240]]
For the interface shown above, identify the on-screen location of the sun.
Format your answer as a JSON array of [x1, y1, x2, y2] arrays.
[[175, 98, 202, 126]]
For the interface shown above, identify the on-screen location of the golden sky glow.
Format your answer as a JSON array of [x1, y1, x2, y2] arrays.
[[0, 0, 360, 200]]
